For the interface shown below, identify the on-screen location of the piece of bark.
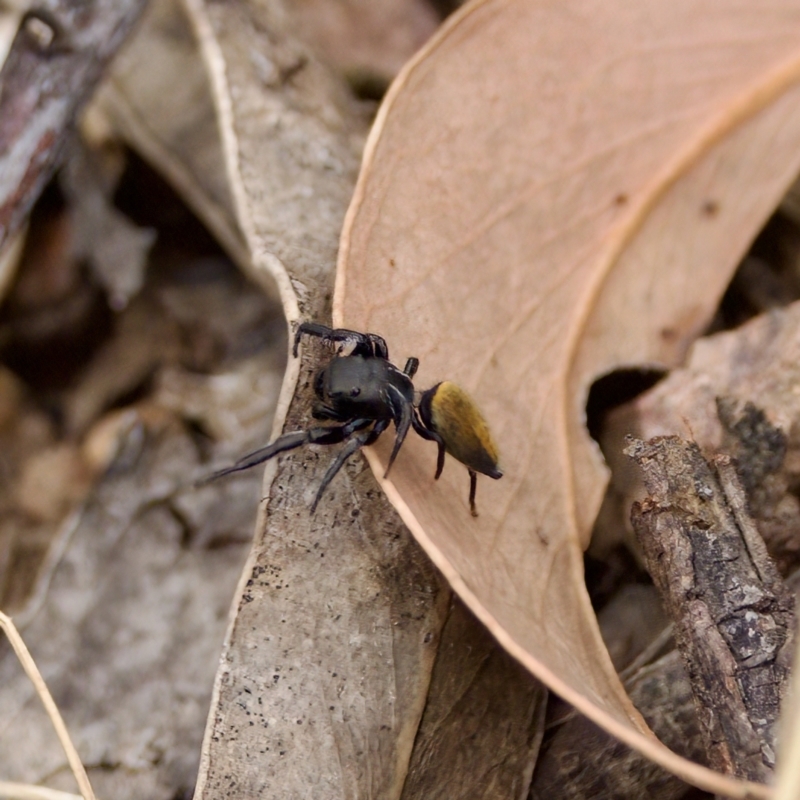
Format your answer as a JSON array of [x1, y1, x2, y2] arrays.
[[530, 651, 706, 800], [400, 599, 547, 800], [0, 0, 148, 251], [627, 436, 795, 783], [715, 397, 800, 573], [598, 303, 800, 571]]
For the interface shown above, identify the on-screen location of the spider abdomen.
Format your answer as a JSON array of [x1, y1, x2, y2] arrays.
[[420, 381, 502, 479]]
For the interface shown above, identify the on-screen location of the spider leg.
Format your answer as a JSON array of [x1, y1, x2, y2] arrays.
[[293, 322, 331, 356], [384, 386, 413, 477], [403, 357, 419, 378], [468, 469, 478, 517], [411, 412, 446, 479], [293, 322, 389, 359], [435, 441, 446, 480], [198, 419, 373, 485], [362, 333, 390, 359], [312, 419, 389, 512]]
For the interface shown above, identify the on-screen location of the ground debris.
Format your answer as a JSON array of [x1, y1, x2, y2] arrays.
[[627, 435, 795, 783]]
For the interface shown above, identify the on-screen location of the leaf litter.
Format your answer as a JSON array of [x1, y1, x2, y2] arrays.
[[0, 127, 286, 797], [5, 0, 800, 797]]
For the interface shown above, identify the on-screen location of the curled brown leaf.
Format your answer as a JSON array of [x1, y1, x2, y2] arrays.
[[337, 0, 800, 794]]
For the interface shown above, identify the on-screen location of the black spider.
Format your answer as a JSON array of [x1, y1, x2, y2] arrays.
[[203, 322, 502, 515]]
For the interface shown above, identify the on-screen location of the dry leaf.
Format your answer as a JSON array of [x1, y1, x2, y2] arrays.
[[289, 0, 439, 81], [399, 599, 546, 800], [0, 250, 284, 797], [89, 0, 251, 283], [178, 2, 458, 798], [60, 139, 156, 309], [176, 0, 538, 793], [336, 0, 800, 793]]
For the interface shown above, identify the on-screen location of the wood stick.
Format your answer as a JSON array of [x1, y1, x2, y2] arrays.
[[0, 0, 148, 252], [627, 436, 795, 783]]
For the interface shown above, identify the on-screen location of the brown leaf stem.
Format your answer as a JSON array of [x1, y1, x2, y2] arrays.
[[0, 0, 148, 252]]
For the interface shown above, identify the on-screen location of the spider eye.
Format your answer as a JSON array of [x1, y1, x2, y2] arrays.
[[350, 387, 361, 397]]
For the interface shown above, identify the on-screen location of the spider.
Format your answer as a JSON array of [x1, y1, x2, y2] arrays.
[[203, 322, 502, 515]]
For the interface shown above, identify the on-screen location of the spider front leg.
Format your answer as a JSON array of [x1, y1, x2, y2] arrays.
[[293, 322, 389, 359], [312, 419, 389, 511], [197, 418, 374, 485], [384, 386, 415, 478]]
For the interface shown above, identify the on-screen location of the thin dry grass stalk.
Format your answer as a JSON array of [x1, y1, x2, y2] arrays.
[[0, 612, 95, 800], [0, 781, 82, 800]]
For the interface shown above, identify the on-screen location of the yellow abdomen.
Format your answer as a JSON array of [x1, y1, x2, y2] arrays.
[[428, 382, 502, 478]]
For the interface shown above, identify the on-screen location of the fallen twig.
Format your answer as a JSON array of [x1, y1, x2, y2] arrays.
[[0, 0, 148, 252], [627, 436, 795, 783]]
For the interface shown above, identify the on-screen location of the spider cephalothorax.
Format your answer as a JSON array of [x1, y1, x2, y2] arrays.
[[204, 322, 502, 515]]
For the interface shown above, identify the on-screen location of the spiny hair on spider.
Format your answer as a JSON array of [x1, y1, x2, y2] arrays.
[[200, 322, 502, 516]]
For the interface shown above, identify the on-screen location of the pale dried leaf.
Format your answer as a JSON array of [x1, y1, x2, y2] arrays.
[[183, 2, 453, 798], [89, 0, 252, 284], [399, 599, 546, 800], [289, 0, 439, 80], [337, 0, 800, 793]]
